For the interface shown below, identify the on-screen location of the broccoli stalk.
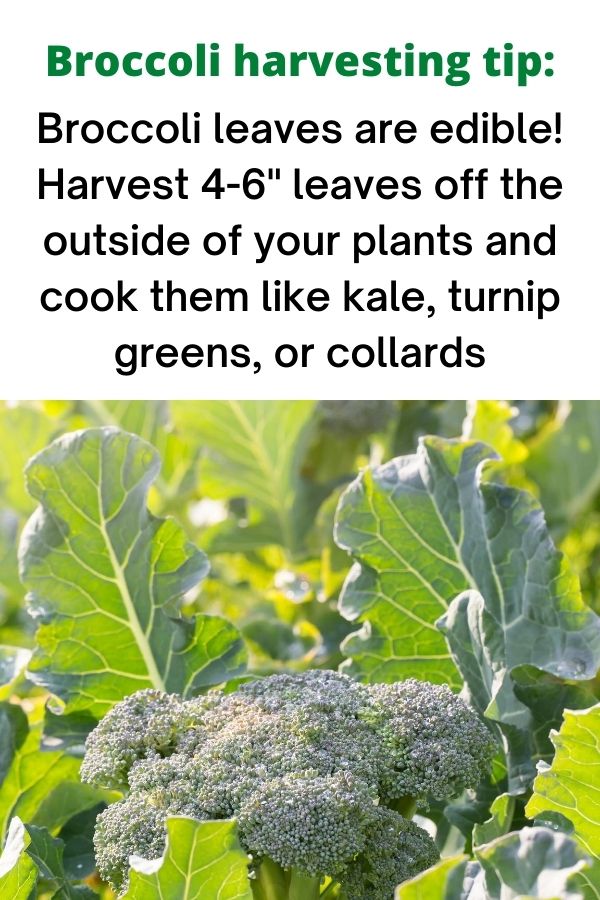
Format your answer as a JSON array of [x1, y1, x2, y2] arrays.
[[81, 671, 495, 898], [288, 872, 322, 900], [252, 862, 321, 900]]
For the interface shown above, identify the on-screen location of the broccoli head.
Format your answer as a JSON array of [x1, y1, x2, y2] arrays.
[[82, 670, 495, 897]]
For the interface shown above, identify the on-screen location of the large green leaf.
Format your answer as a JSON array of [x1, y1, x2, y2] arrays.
[[0, 705, 92, 843], [527, 704, 600, 858], [476, 827, 593, 898], [19, 428, 247, 715], [0, 818, 37, 899], [172, 400, 319, 555], [439, 591, 595, 792], [397, 829, 597, 899], [335, 437, 600, 687], [122, 817, 253, 899], [526, 401, 600, 532], [0, 817, 95, 899]]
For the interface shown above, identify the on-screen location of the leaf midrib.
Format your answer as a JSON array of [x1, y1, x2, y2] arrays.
[[97, 447, 166, 693]]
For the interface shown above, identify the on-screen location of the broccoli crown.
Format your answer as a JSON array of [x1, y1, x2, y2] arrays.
[[83, 670, 494, 895], [339, 807, 439, 900], [318, 400, 396, 436]]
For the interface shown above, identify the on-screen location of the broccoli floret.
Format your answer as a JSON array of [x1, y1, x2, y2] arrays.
[[367, 679, 495, 804], [93, 795, 168, 893], [339, 807, 439, 900], [318, 400, 396, 436], [83, 671, 494, 897], [80, 689, 184, 790], [239, 772, 375, 876]]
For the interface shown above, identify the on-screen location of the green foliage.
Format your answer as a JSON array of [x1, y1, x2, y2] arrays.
[[527, 704, 600, 857], [172, 400, 320, 556], [397, 828, 599, 899], [19, 427, 246, 716], [0, 818, 38, 898], [0, 815, 96, 898], [122, 817, 253, 900], [335, 431, 600, 796], [394, 854, 472, 899], [336, 438, 600, 696], [0, 701, 102, 844], [526, 401, 600, 533], [0, 399, 600, 899], [462, 399, 528, 466]]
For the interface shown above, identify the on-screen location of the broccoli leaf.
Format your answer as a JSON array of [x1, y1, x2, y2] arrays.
[[0, 406, 59, 629], [0, 817, 96, 899], [472, 793, 516, 848], [511, 665, 597, 766], [79, 401, 199, 514], [122, 817, 253, 900], [475, 827, 593, 898], [526, 400, 600, 533], [336, 436, 600, 694], [397, 828, 595, 899], [172, 400, 319, 556], [0, 704, 94, 843], [0, 703, 28, 790], [0, 818, 37, 899], [59, 804, 104, 881], [439, 591, 574, 792], [526, 703, 600, 858], [19, 427, 247, 716], [24, 822, 96, 898], [0, 405, 57, 517], [395, 854, 476, 899]]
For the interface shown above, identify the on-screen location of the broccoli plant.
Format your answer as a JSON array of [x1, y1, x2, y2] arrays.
[[81, 670, 494, 898], [4, 406, 600, 899]]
